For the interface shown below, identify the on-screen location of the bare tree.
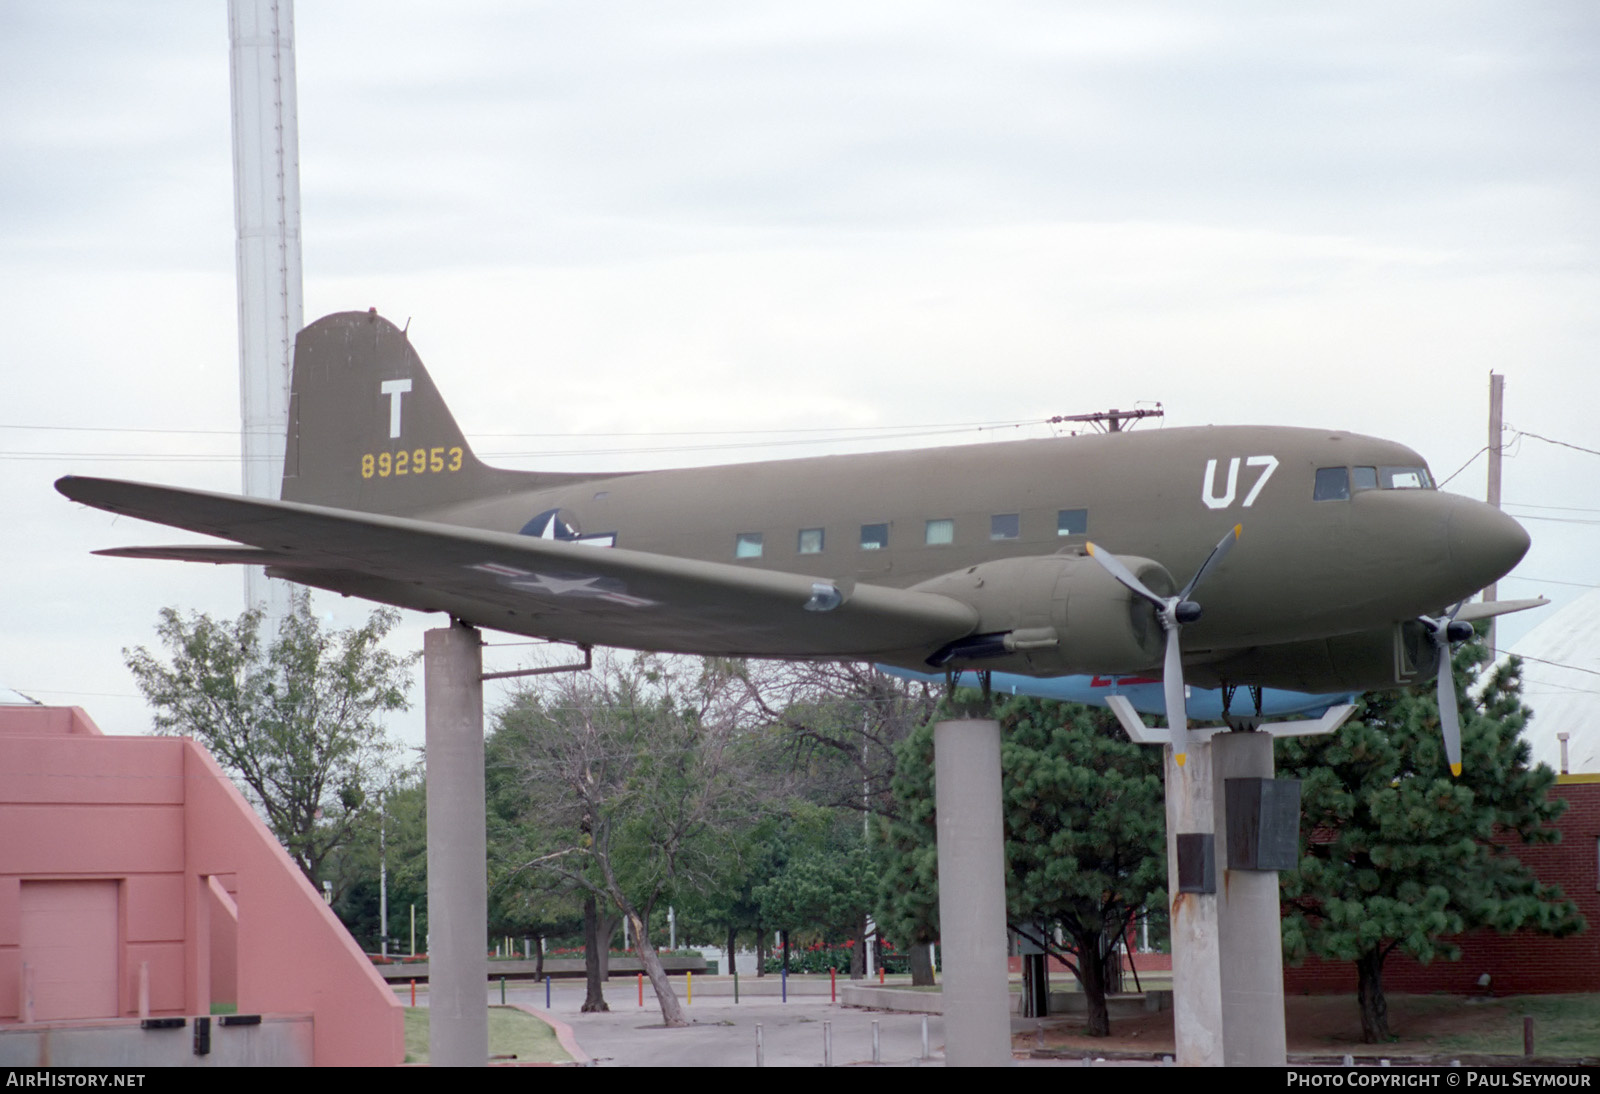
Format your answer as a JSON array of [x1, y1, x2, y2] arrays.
[[735, 662, 942, 822], [488, 655, 763, 1028]]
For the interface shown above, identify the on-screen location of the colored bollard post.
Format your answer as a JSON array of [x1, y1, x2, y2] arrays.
[[781, 966, 787, 1003], [687, 970, 692, 1005], [545, 975, 551, 1008], [830, 966, 836, 1003], [500, 976, 506, 1004], [879, 965, 884, 985], [410, 979, 416, 1007], [734, 968, 740, 1004], [638, 972, 644, 1007]]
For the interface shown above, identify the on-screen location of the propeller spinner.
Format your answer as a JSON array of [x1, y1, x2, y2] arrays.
[[1087, 524, 1242, 767]]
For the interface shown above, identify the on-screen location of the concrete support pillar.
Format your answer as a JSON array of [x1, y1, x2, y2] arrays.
[[425, 622, 486, 1067], [1212, 731, 1286, 1066], [933, 719, 1012, 1067], [1165, 739, 1224, 1066]]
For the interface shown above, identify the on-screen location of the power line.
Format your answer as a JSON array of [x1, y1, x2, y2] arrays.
[[1515, 430, 1600, 460]]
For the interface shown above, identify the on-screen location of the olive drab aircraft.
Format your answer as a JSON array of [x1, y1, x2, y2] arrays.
[[57, 310, 1543, 774]]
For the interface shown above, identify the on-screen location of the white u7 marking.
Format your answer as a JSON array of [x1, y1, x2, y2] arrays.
[[380, 379, 412, 439], [1202, 455, 1278, 509]]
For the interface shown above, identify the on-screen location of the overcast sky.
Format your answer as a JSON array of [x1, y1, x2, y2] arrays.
[[4, 1, 1597, 746]]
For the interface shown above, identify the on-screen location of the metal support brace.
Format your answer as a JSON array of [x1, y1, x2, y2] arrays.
[[481, 644, 592, 681]]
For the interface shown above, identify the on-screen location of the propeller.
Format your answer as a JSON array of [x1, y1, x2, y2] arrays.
[[1086, 524, 1242, 767], [1420, 601, 1472, 777]]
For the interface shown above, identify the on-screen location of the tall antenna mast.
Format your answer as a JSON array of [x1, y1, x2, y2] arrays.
[[229, 0, 303, 622]]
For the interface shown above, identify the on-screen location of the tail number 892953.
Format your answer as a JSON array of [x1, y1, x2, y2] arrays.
[[361, 446, 464, 479]]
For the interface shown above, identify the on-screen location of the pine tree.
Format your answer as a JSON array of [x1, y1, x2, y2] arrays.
[[880, 695, 1166, 1033], [1278, 642, 1584, 1042]]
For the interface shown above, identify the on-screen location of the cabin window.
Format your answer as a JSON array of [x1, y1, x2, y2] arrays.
[[798, 528, 824, 554], [860, 523, 889, 551], [990, 514, 1020, 541], [1057, 509, 1088, 536], [925, 519, 954, 546], [735, 533, 764, 559], [1380, 466, 1432, 490], [1313, 467, 1350, 501], [1352, 466, 1378, 492]]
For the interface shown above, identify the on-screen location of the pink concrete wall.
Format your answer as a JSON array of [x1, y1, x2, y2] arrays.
[[0, 709, 403, 1066], [179, 739, 403, 1065]]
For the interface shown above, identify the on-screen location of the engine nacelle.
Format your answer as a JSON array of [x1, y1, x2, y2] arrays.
[[912, 553, 1173, 676], [1191, 619, 1443, 695]]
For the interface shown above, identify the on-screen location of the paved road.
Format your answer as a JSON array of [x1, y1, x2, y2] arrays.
[[415, 974, 1155, 1066], [506, 976, 945, 1067]]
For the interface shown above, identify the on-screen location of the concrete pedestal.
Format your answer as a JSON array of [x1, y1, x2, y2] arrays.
[[425, 623, 487, 1067], [1165, 730, 1288, 1066], [1164, 740, 1224, 1066], [933, 719, 1012, 1067], [1211, 731, 1286, 1066]]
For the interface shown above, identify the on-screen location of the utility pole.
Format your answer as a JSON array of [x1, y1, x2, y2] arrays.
[[1486, 373, 1505, 652], [1048, 406, 1164, 433]]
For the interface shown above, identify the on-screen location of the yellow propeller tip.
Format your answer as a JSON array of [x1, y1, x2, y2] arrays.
[[1175, 753, 1187, 767], [1233, 523, 1243, 537], [1450, 762, 1462, 777]]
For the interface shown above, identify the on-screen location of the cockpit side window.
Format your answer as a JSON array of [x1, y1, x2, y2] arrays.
[[1352, 466, 1378, 492], [1313, 466, 1350, 501], [1379, 466, 1432, 490]]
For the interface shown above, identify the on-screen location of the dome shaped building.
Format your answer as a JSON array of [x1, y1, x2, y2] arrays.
[[1500, 588, 1600, 774]]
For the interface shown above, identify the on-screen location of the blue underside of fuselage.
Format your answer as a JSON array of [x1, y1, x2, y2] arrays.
[[879, 666, 1351, 721]]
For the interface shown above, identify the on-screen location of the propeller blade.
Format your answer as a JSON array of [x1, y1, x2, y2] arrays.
[[1424, 601, 1467, 777], [1437, 650, 1463, 778], [1086, 542, 1166, 609], [1163, 623, 1191, 766], [1179, 523, 1243, 601]]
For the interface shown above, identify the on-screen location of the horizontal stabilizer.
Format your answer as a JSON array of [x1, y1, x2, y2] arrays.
[[1455, 596, 1549, 623], [95, 545, 298, 566]]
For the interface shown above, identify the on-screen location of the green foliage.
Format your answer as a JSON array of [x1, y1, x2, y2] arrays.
[[760, 939, 920, 975], [488, 656, 758, 914], [329, 777, 428, 952], [879, 694, 1166, 1030], [485, 655, 770, 1024], [124, 595, 414, 883], [877, 710, 942, 953], [753, 805, 876, 942], [1000, 696, 1166, 959], [1279, 643, 1585, 1041]]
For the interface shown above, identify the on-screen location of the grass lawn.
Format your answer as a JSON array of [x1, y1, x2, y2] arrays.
[[403, 1005, 572, 1065], [1030, 992, 1600, 1060]]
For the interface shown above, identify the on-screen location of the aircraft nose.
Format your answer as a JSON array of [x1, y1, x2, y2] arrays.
[[1446, 500, 1530, 589]]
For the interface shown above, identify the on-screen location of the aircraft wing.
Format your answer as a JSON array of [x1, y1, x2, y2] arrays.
[[57, 476, 978, 658]]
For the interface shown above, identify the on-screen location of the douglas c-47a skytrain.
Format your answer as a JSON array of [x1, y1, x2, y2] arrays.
[[58, 310, 1541, 772]]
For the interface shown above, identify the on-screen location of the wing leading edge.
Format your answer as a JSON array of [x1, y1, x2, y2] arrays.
[[57, 475, 978, 660]]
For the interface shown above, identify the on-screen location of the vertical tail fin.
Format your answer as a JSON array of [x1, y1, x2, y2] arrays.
[[281, 309, 519, 514]]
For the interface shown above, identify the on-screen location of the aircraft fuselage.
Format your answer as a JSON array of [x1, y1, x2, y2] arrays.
[[411, 424, 1524, 688]]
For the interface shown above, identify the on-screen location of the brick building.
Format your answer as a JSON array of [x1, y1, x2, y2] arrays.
[[1283, 774, 1599, 995]]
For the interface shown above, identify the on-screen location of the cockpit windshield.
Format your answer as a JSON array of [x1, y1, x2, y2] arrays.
[[1317, 464, 1435, 500]]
